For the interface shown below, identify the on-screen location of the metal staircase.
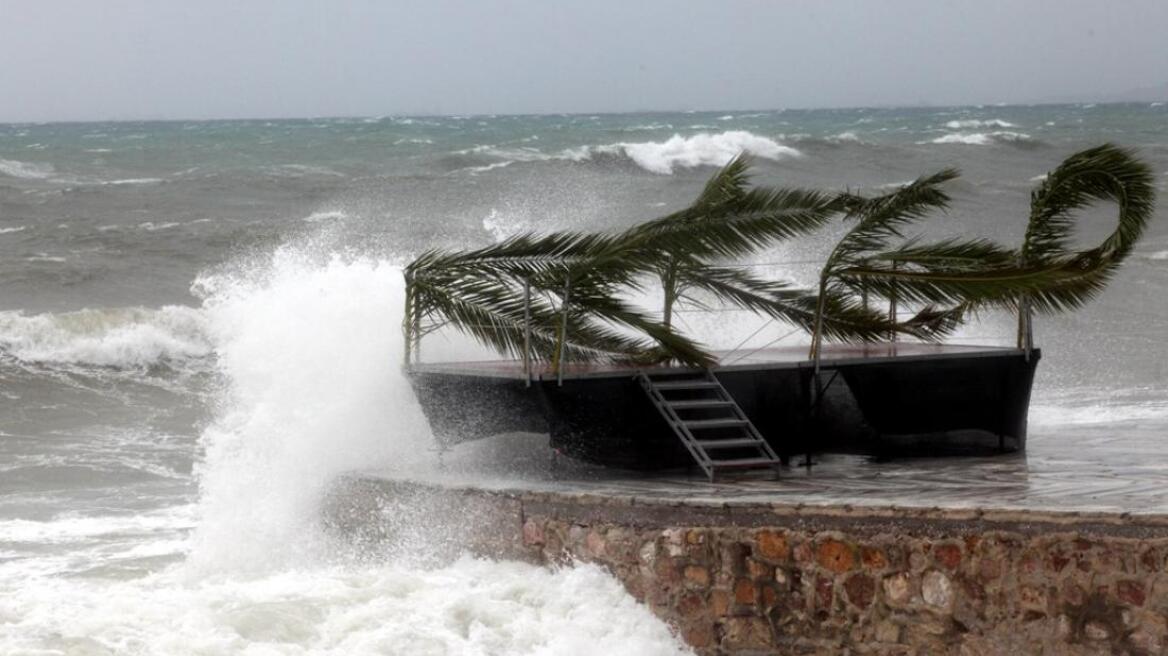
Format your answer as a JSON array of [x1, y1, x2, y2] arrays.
[[637, 369, 782, 481]]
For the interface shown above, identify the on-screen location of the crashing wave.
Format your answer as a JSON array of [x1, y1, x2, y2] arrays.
[[590, 131, 802, 174], [454, 131, 800, 175], [0, 306, 211, 368]]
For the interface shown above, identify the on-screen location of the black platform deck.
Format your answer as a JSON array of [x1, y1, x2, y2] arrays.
[[407, 343, 1040, 470]]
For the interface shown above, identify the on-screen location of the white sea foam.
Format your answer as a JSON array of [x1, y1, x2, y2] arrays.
[[0, 226, 26, 235], [606, 131, 801, 174], [927, 131, 1034, 146], [137, 221, 181, 231], [826, 131, 862, 144], [620, 123, 673, 132], [1145, 250, 1168, 261], [0, 158, 54, 180], [467, 160, 515, 174], [394, 137, 434, 145], [104, 177, 164, 186], [482, 208, 511, 241], [188, 252, 433, 572], [0, 306, 211, 367], [302, 209, 349, 223], [457, 131, 799, 174], [0, 558, 690, 655], [943, 119, 1017, 129]]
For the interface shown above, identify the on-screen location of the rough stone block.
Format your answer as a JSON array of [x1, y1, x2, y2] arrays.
[[844, 573, 876, 609], [817, 538, 856, 574], [922, 570, 953, 611], [684, 565, 711, 588], [883, 572, 912, 607], [756, 530, 789, 561]]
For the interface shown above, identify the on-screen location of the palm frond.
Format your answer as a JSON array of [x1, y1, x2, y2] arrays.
[[1025, 143, 1156, 264]]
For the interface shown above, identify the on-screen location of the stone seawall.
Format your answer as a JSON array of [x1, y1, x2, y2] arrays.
[[325, 476, 1168, 655]]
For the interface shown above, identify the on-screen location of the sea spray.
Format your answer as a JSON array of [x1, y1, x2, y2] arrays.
[[188, 248, 433, 572]]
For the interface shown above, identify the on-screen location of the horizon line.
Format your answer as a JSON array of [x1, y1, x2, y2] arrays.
[[2, 100, 1162, 127]]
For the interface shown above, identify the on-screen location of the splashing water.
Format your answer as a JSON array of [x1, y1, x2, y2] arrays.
[[0, 248, 692, 655]]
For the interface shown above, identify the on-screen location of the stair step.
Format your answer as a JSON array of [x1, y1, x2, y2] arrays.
[[696, 438, 764, 449], [668, 399, 735, 410], [652, 380, 721, 391], [683, 418, 750, 430], [709, 457, 779, 469]]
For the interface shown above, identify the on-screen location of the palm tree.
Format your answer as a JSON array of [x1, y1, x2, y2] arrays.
[[808, 168, 987, 365], [404, 156, 903, 372], [824, 144, 1156, 360]]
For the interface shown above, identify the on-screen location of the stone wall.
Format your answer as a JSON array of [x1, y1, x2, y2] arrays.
[[326, 477, 1168, 655]]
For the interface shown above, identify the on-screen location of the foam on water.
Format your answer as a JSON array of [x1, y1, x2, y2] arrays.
[[0, 248, 692, 654], [454, 130, 801, 175], [0, 158, 54, 180], [927, 131, 1035, 146], [607, 130, 801, 174], [0, 306, 211, 367], [0, 558, 689, 656], [943, 119, 1017, 129]]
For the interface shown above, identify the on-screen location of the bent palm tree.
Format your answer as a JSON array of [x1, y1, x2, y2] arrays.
[[405, 156, 901, 370], [827, 144, 1156, 358]]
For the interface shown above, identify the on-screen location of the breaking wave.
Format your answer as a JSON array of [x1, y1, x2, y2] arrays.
[[0, 306, 210, 368], [927, 131, 1038, 146], [458, 131, 803, 175], [609, 131, 801, 174], [0, 158, 54, 180]]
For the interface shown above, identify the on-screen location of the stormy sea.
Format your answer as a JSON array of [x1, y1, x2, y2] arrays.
[[2, 104, 1166, 654]]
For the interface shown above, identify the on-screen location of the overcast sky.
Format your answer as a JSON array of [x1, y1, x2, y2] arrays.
[[2, 0, 1166, 122]]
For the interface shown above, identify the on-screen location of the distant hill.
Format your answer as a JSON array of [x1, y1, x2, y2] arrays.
[[1036, 82, 1168, 105]]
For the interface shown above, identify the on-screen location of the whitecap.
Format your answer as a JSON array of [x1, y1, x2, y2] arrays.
[[827, 131, 863, 144], [0, 158, 54, 180], [943, 119, 1016, 129], [467, 161, 515, 174], [137, 222, 181, 231], [608, 131, 802, 174], [1145, 250, 1168, 261], [302, 210, 349, 223], [0, 226, 26, 235], [926, 131, 1033, 146], [24, 254, 66, 263], [0, 305, 211, 368], [105, 178, 164, 186]]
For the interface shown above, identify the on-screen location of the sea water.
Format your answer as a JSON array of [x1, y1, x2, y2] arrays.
[[1, 105, 1167, 653]]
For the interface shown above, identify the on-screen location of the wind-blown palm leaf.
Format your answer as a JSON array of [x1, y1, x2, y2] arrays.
[[808, 169, 962, 358], [1024, 143, 1156, 264], [668, 263, 920, 342], [838, 144, 1157, 323], [619, 156, 839, 263]]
